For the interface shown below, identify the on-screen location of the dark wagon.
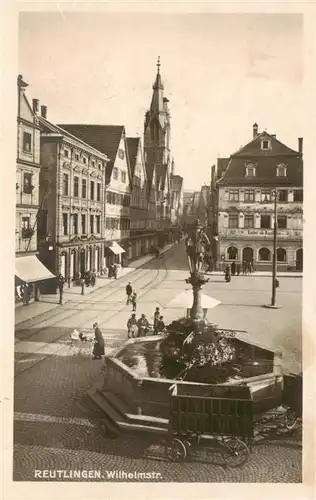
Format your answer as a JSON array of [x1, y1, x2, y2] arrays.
[[165, 383, 253, 467]]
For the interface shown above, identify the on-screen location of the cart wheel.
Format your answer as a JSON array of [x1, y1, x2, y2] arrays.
[[284, 411, 300, 431], [165, 438, 187, 461], [222, 438, 250, 467]]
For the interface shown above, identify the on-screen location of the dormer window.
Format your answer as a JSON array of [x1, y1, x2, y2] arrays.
[[276, 163, 287, 177], [261, 139, 271, 150], [245, 164, 256, 177], [118, 149, 125, 160]]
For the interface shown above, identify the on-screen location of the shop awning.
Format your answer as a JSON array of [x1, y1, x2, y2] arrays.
[[15, 256, 55, 283], [107, 242, 126, 255]]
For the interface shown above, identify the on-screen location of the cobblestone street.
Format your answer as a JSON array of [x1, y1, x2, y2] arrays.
[[13, 243, 302, 482]]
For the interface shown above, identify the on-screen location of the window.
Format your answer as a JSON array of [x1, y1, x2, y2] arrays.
[[64, 149, 69, 158], [260, 215, 271, 229], [244, 214, 254, 228], [63, 173, 69, 195], [261, 189, 271, 202], [98, 163, 102, 170], [121, 171, 126, 183], [227, 246, 238, 260], [81, 214, 86, 234], [97, 183, 101, 202], [96, 215, 100, 233], [245, 166, 256, 177], [134, 176, 141, 188], [23, 132, 32, 153], [82, 179, 87, 198], [229, 190, 239, 202], [118, 149, 125, 160], [83, 157, 87, 165], [23, 173, 33, 194], [261, 139, 271, 150], [91, 160, 95, 167], [277, 215, 287, 229], [244, 189, 255, 202], [90, 214, 94, 234], [228, 214, 238, 228], [276, 164, 287, 177], [113, 167, 119, 180], [75, 153, 79, 161], [74, 176, 79, 197], [90, 181, 95, 200], [21, 216, 31, 238], [278, 190, 288, 202], [73, 214, 78, 235], [294, 189, 303, 202], [259, 248, 271, 261], [277, 248, 286, 262]]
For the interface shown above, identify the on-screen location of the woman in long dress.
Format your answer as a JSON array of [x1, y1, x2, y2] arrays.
[[92, 322, 105, 360]]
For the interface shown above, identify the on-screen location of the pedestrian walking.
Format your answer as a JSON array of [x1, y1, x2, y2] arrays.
[[155, 315, 166, 335], [92, 322, 105, 360], [153, 307, 160, 330], [236, 262, 241, 276], [113, 263, 118, 279], [127, 313, 138, 338], [57, 273, 65, 305], [225, 265, 231, 283], [231, 261, 236, 276], [131, 291, 137, 311], [126, 282, 133, 305], [91, 269, 97, 287], [137, 314, 149, 337], [22, 282, 30, 306]]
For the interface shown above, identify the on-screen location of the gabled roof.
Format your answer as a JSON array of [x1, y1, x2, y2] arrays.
[[38, 117, 110, 160], [217, 131, 303, 187], [126, 137, 140, 178], [58, 124, 130, 184]]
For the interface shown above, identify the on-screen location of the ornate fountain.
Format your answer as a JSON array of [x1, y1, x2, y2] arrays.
[[88, 219, 283, 433]]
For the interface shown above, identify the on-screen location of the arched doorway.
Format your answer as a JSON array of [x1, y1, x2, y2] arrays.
[[296, 248, 303, 271], [242, 247, 253, 263], [60, 252, 67, 278], [80, 249, 85, 275], [71, 250, 77, 279], [95, 246, 100, 272], [227, 246, 238, 260]]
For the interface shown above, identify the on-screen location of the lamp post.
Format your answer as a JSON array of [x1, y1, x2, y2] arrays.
[[264, 189, 281, 309]]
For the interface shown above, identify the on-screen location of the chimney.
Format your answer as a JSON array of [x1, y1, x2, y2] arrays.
[[41, 105, 47, 119], [271, 134, 276, 139], [253, 123, 258, 138], [32, 98, 39, 114], [298, 137, 303, 155]]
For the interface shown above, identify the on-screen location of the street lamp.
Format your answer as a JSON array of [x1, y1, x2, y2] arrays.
[[264, 189, 281, 309]]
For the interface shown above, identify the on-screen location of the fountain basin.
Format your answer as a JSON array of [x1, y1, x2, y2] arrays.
[[99, 334, 284, 422]]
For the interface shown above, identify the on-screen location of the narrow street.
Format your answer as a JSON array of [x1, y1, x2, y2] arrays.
[[14, 242, 302, 482]]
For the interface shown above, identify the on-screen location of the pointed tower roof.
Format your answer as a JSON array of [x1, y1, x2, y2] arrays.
[[150, 56, 164, 113]]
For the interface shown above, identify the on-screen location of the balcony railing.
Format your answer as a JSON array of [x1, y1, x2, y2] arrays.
[[220, 228, 302, 240]]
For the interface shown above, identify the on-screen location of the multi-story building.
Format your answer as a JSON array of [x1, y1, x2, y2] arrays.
[[144, 58, 173, 247], [216, 123, 303, 271], [127, 137, 157, 260], [15, 75, 54, 301], [170, 159, 184, 233], [37, 116, 109, 282], [59, 124, 132, 267]]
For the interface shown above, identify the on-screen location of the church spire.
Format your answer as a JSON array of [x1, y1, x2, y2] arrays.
[[151, 56, 164, 112]]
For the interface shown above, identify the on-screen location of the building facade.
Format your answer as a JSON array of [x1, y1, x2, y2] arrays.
[[38, 117, 109, 282], [216, 124, 303, 271], [144, 58, 173, 247], [127, 137, 157, 260], [15, 76, 54, 302], [170, 159, 184, 232], [59, 125, 132, 267]]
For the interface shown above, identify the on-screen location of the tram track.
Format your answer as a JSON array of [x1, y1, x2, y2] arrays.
[[14, 253, 170, 378]]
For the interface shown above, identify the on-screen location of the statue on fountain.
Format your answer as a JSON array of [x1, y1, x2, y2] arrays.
[[185, 219, 210, 274]]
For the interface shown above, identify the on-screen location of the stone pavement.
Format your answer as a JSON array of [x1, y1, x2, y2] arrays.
[[13, 241, 302, 482]]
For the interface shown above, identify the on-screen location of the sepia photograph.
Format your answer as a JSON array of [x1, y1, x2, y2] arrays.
[[2, 4, 313, 497]]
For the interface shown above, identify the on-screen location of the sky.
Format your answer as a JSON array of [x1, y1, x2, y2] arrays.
[[18, 12, 303, 191]]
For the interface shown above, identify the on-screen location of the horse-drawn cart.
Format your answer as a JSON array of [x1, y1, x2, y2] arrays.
[[165, 377, 302, 467]]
